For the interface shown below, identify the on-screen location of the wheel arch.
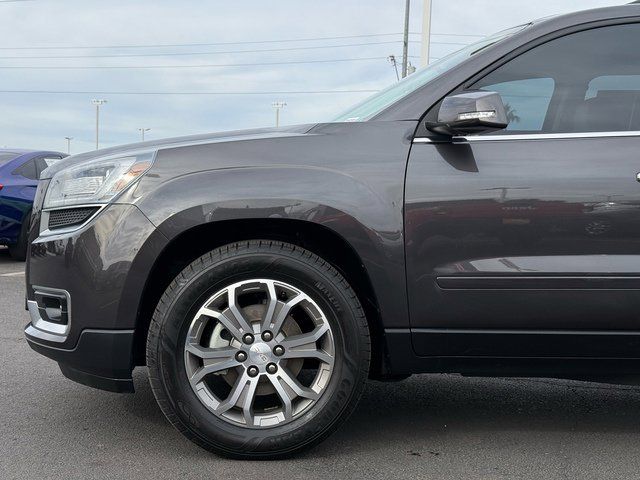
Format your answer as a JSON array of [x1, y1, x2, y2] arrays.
[[132, 217, 393, 378]]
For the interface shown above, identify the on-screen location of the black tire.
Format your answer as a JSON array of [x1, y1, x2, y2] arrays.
[[8, 212, 30, 261], [146, 240, 370, 459]]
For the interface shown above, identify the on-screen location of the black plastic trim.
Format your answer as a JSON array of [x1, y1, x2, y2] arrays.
[[436, 276, 640, 290], [48, 206, 100, 230], [385, 328, 640, 382], [58, 364, 134, 394], [411, 328, 640, 358], [25, 327, 135, 393]]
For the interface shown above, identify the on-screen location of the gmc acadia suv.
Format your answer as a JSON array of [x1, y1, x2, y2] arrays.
[[24, 3, 640, 458]]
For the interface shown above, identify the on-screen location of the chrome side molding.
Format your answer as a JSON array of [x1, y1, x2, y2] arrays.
[[413, 130, 640, 143]]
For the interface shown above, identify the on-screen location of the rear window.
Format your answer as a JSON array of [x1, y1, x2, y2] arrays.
[[13, 159, 37, 180], [0, 152, 21, 166]]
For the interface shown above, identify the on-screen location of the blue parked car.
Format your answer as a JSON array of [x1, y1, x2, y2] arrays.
[[0, 149, 66, 260]]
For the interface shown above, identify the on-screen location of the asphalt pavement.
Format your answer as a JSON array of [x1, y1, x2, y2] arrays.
[[2, 246, 640, 479]]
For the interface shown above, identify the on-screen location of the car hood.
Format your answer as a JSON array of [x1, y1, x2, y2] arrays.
[[40, 124, 315, 179]]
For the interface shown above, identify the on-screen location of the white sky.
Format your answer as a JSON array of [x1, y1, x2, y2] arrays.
[[0, 0, 625, 153]]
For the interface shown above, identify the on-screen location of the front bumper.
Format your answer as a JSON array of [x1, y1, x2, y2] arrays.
[[24, 202, 167, 392]]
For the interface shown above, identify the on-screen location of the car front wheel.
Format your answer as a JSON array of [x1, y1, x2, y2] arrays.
[[146, 240, 370, 459]]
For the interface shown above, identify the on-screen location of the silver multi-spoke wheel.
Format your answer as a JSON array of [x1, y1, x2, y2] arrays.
[[149, 241, 369, 457], [184, 279, 335, 428]]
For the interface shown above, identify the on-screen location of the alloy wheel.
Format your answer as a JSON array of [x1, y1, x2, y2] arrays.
[[184, 279, 335, 428]]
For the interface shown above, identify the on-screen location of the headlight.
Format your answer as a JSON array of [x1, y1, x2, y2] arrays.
[[43, 152, 155, 209]]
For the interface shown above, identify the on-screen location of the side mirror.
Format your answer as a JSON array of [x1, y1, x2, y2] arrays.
[[426, 90, 509, 136]]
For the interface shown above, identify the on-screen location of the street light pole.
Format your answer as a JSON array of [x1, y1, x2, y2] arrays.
[[64, 137, 73, 155], [272, 101, 287, 127], [138, 128, 151, 141], [91, 99, 107, 150], [420, 0, 433, 66], [402, 0, 411, 78]]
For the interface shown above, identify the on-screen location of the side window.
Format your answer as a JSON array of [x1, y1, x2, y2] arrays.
[[582, 75, 640, 132], [479, 78, 554, 131], [472, 23, 640, 134], [12, 159, 37, 180], [586, 75, 640, 99]]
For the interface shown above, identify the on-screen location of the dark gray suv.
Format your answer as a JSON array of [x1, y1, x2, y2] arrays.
[[25, 3, 640, 458]]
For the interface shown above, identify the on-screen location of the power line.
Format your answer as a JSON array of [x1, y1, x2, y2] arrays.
[[410, 31, 485, 37], [0, 40, 424, 59], [0, 56, 395, 70], [0, 33, 413, 50], [0, 40, 467, 61], [0, 89, 379, 95], [427, 40, 468, 46], [430, 33, 485, 38], [0, 32, 478, 51]]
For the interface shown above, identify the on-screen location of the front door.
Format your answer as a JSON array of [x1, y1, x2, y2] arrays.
[[405, 22, 640, 357]]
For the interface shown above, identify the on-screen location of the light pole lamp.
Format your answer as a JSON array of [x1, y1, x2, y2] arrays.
[[138, 128, 151, 141], [91, 99, 107, 150], [388, 55, 400, 81], [64, 136, 73, 155], [272, 101, 287, 128]]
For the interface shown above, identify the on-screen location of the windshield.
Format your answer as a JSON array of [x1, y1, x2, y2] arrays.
[[333, 24, 529, 122], [0, 152, 21, 166]]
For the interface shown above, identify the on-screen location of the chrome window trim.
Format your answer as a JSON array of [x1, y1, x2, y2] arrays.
[[413, 130, 640, 143], [39, 204, 106, 237]]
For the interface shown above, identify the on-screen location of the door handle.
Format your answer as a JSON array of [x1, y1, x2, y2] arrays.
[[637, 173, 640, 182]]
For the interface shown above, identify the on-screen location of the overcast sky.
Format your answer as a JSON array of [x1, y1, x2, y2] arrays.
[[0, 0, 625, 153]]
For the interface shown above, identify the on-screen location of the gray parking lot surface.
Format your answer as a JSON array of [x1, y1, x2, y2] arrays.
[[3, 247, 640, 480]]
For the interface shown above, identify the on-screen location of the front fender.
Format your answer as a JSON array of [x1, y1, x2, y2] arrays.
[[123, 120, 416, 329], [134, 164, 408, 329]]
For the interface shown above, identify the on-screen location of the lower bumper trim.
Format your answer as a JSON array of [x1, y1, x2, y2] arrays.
[[25, 327, 135, 393], [59, 364, 134, 393]]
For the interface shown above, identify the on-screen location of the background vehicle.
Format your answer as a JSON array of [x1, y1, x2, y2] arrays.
[[23, 3, 640, 458], [0, 150, 66, 260]]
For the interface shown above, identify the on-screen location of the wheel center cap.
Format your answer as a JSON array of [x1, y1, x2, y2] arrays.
[[249, 342, 272, 365]]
